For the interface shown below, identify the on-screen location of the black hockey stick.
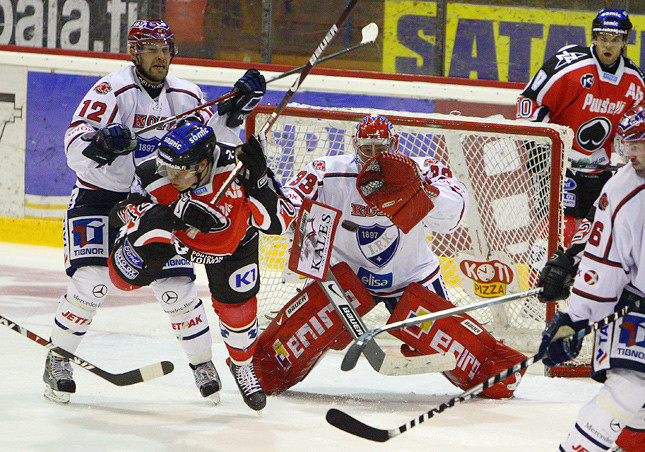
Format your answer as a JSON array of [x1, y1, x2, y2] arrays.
[[326, 292, 642, 442], [138, 22, 378, 137], [207, 0, 363, 209], [185, 1, 366, 240], [570, 161, 624, 171], [341, 288, 543, 372], [266, 23, 378, 83], [0, 314, 174, 386], [319, 273, 456, 376]]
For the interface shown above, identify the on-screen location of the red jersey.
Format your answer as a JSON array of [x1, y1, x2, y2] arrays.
[[133, 152, 295, 257], [517, 44, 645, 167]]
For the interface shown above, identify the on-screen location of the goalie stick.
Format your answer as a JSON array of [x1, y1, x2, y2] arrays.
[[0, 314, 174, 386], [326, 292, 643, 442], [570, 161, 623, 172], [291, 199, 455, 376], [341, 288, 543, 372], [320, 273, 456, 376]]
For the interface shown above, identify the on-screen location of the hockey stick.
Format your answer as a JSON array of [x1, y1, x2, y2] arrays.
[[320, 273, 456, 376], [184, 1, 364, 239], [327, 292, 643, 442], [207, 0, 363, 208], [0, 314, 174, 386], [266, 23, 378, 83], [341, 288, 543, 372], [135, 91, 237, 136], [570, 161, 624, 171], [138, 22, 377, 137]]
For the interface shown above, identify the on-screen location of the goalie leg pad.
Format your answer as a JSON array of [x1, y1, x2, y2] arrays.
[[387, 283, 526, 399], [254, 262, 376, 394]]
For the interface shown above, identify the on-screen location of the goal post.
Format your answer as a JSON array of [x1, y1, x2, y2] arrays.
[[245, 105, 588, 377]]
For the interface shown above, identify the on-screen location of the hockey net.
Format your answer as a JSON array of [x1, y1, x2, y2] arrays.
[[246, 105, 588, 377]]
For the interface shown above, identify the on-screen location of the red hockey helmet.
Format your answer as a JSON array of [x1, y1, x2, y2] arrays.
[[352, 115, 399, 165], [128, 19, 177, 57], [617, 103, 645, 142], [615, 103, 645, 161]]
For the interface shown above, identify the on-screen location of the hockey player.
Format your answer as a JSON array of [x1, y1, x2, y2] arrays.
[[44, 19, 267, 403], [516, 8, 645, 247], [538, 104, 645, 452], [108, 118, 296, 410], [253, 115, 529, 399]]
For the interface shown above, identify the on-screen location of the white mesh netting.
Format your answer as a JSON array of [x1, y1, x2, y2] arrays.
[[246, 106, 587, 368]]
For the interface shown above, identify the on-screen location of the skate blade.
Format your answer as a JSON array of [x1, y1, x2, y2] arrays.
[[207, 392, 220, 405], [44, 385, 71, 403]]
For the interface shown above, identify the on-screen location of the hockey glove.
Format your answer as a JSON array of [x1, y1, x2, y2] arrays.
[[538, 311, 587, 367], [357, 152, 439, 233], [171, 194, 229, 234], [536, 248, 575, 302], [81, 123, 138, 166], [218, 68, 266, 128], [235, 133, 268, 192]]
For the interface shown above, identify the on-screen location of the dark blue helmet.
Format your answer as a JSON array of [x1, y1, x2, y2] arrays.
[[592, 8, 632, 39], [157, 117, 217, 172]]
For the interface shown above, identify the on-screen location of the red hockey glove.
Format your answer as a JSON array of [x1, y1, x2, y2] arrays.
[[357, 152, 439, 233]]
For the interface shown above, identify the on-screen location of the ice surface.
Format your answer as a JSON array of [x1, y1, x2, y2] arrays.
[[0, 242, 599, 452]]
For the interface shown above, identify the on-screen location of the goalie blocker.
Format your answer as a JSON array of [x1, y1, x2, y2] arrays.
[[254, 263, 525, 398]]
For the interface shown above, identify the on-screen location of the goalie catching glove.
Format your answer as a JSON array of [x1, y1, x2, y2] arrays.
[[357, 152, 439, 233]]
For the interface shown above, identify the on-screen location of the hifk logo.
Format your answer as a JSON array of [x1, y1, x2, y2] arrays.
[[357, 224, 399, 268], [94, 82, 112, 95], [71, 219, 104, 247]]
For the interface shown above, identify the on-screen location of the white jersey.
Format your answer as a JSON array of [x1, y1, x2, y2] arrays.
[[566, 163, 645, 375], [63, 65, 239, 192], [283, 154, 469, 297], [568, 163, 645, 323]]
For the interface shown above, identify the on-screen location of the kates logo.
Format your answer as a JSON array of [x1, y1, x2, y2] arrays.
[[459, 259, 514, 298]]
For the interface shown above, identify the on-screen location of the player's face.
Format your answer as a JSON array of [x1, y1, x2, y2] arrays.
[[593, 32, 626, 66], [167, 160, 207, 192], [133, 40, 172, 83], [358, 144, 390, 163], [623, 140, 645, 177]]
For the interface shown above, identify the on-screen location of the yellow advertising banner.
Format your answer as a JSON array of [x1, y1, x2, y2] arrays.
[[383, 1, 645, 82]]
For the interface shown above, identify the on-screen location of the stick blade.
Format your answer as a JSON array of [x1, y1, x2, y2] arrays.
[[360, 22, 379, 44], [340, 341, 364, 371], [326, 408, 392, 442], [107, 360, 175, 386]]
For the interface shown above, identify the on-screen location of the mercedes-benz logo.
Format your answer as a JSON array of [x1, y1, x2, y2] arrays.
[[162, 291, 178, 304], [92, 285, 108, 298]]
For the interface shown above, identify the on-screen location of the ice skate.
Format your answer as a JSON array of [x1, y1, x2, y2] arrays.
[[190, 361, 221, 404], [43, 350, 76, 403], [228, 360, 266, 411]]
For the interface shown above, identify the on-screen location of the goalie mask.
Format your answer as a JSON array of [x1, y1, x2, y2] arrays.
[[128, 19, 177, 58], [157, 117, 218, 192], [352, 115, 399, 166]]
